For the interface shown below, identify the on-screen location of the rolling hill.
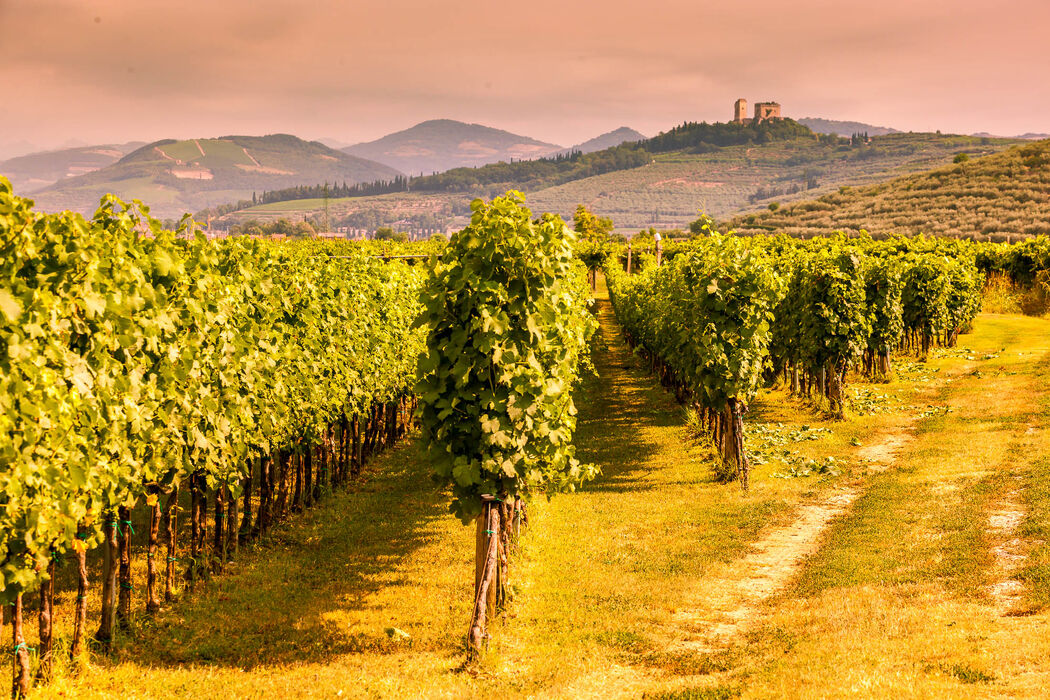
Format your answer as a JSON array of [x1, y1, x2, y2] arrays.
[[0, 142, 145, 193], [526, 133, 1019, 230], [564, 127, 646, 154], [28, 134, 400, 219], [219, 131, 1025, 234], [730, 139, 1050, 240], [797, 118, 901, 137], [343, 119, 562, 175]]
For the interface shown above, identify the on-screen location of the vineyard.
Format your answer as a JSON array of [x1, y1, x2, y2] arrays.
[[5, 177, 1050, 697]]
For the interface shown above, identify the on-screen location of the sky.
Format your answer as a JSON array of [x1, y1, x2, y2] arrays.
[[1, 0, 1048, 157]]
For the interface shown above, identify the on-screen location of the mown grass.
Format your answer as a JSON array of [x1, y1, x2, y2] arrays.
[[722, 313, 1050, 698]]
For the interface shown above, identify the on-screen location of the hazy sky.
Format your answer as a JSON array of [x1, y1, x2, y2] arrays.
[[1, 0, 1048, 156]]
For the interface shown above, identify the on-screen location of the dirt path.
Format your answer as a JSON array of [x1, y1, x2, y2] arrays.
[[242, 147, 261, 166], [986, 481, 1028, 615], [672, 488, 858, 651], [673, 421, 915, 652], [153, 145, 179, 164], [858, 421, 916, 471], [194, 139, 206, 158]]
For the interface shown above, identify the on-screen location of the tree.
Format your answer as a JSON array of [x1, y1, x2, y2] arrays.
[[689, 214, 718, 237], [374, 226, 395, 240], [573, 204, 614, 243], [292, 221, 315, 238], [271, 218, 293, 236]]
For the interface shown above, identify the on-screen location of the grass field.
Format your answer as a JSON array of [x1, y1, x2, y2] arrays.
[[27, 278, 1050, 698]]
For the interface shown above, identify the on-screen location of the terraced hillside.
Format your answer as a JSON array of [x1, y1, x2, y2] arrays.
[[526, 133, 1019, 230], [28, 134, 400, 219], [732, 139, 1050, 239]]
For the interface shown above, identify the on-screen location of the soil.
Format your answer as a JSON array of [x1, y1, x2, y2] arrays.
[[986, 483, 1028, 615]]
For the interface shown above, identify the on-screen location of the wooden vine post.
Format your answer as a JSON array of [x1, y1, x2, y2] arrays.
[[11, 595, 29, 699], [145, 492, 161, 613], [71, 526, 90, 667], [95, 517, 118, 648], [468, 495, 502, 657], [37, 560, 55, 682], [117, 506, 133, 627]]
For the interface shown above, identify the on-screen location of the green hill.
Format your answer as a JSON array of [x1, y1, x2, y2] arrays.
[[797, 117, 901, 137], [27, 134, 400, 219], [0, 142, 144, 193], [343, 119, 562, 175], [563, 126, 646, 154], [218, 131, 1024, 234], [526, 132, 1024, 230], [730, 139, 1050, 240]]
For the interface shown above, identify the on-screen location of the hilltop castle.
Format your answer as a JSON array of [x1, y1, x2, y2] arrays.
[[733, 98, 781, 124]]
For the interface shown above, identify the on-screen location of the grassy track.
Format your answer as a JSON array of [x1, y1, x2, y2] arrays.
[[36, 290, 1050, 698], [693, 313, 1050, 698]]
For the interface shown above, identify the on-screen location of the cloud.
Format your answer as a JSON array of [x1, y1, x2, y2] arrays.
[[1, 0, 1048, 148]]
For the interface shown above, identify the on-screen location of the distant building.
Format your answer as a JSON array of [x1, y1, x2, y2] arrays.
[[734, 98, 748, 123], [733, 98, 782, 124], [754, 102, 781, 122]]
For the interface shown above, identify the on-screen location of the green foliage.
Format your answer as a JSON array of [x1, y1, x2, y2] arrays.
[[862, 257, 905, 357], [689, 214, 719, 237], [415, 192, 598, 522], [573, 205, 614, 243], [0, 177, 424, 600], [609, 232, 984, 423], [790, 250, 871, 374], [571, 206, 615, 272], [605, 235, 782, 410]]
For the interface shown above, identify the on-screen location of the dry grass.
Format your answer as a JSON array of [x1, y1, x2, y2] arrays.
[[704, 313, 1050, 698]]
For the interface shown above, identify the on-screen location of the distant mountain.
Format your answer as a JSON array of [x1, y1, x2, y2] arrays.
[[563, 127, 646, 154], [1, 142, 145, 193], [343, 119, 562, 175], [798, 118, 901, 137], [974, 132, 1050, 140], [30, 134, 400, 219], [0, 140, 47, 162]]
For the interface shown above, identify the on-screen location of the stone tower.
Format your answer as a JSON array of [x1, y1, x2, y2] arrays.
[[753, 102, 782, 123], [734, 98, 748, 123]]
